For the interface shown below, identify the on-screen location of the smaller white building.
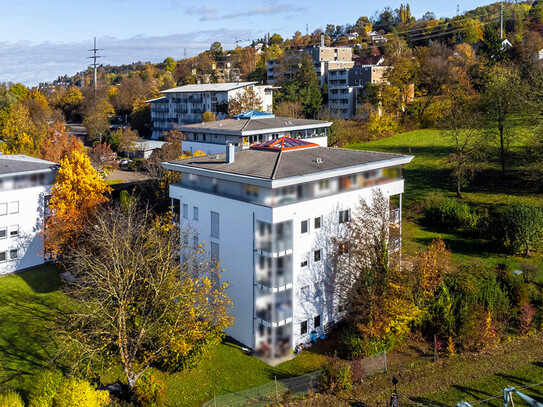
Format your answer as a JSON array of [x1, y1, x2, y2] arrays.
[[178, 111, 332, 155], [0, 155, 58, 276], [147, 82, 274, 139]]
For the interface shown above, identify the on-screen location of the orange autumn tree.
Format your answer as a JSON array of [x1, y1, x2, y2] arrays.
[[40, 121, 84, 163], [46, 150, 110, 256]]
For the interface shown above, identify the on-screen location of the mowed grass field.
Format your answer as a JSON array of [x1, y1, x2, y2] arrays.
[[0, 266, 326, 406], [348, 129, 543, 268]]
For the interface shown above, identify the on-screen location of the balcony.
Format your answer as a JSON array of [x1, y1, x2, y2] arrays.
[[191, 106, 205, 114], [255, 254, 293, 290], [256, 221, 292, 254], [390, 208, 401, 224], [152, 106, 169, 113], [256, 290, 293, 323], [189, 95, 203, 103]]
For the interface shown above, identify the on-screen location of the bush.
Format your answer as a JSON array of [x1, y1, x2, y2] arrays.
[[28, 370, 109, 407], [341, 328, 387, 358], [424, 195, 477, 230], [28, 370, 64, 407], [486, 203, 543, 256], [318, 353, 353, 394], [133, 372, 166, 407], [0, 390, 25, 407]]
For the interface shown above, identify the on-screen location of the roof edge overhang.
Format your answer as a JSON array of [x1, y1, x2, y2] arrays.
[[178, 121, 332, 136], [161, 154, 413, 187], [0, 166, 59, 179]]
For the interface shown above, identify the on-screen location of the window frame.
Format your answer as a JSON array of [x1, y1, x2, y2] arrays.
[[9, 225, 18, 238], [314, 249, 321, 262], [300, 320, 308, 335], [314, 216, 321, 229], [301, 219, 308, 234], [211, 211, 220, 238], [0, 227, 6, 239], [9, 249, 17, 260], [314, 315, 321, 328], [193, 206, 199, 220], [9, 201, 19, 214]]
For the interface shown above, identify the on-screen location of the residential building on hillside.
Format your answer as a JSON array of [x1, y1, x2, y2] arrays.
[[147, 82, 274, 140], [163, 137, 413, 360], [267, 35, 354, 86], [178, 110, 331, 155], [0, 155, 58, 275]]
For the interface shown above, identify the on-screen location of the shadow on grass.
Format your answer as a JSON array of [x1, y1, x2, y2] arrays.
[[410, 397, 449, 407], [450, 384, 496, 399], [0, 290, 64, 391], [17, 265, 62, 294]]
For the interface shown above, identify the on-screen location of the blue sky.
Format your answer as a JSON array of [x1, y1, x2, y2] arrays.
[[0, 0, 495, 86]]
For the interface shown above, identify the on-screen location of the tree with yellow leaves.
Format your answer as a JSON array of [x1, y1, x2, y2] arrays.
[[59, 204, 232, 389], [45, 150, 110, 256], [0, 102, 47, 155]]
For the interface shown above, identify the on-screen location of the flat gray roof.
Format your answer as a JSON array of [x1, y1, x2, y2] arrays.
[[161, 82, 257, 94], [179, 117, 332, 135], [0, 155, 58, 176], [166, 147, 411, 180]]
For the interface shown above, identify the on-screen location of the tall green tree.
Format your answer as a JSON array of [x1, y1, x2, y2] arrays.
[[481, 63, 522, 174]]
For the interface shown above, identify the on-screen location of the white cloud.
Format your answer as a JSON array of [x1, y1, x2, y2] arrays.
[[186, 2, 301, 21], [0, 29, 254, 86]]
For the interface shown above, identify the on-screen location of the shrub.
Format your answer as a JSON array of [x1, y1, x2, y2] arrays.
[[54, 377, 109, 407], [519, 302, 536, 335], [486, 203, 543, 256], [0, 390, 25, 407], [318, 353, 353, 394], [28, 370, 64, 407], [133, 372, 166, 407], [424, 195, 477, 230], [341, 328, 387, 358], [28, 371, 109, 407]]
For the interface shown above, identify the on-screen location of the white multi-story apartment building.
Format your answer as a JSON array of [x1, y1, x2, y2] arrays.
[[0, 155, 58, 275], [163, 137, 413, 360], [178, 110, 331, 155], [147, 82, 274, 140]]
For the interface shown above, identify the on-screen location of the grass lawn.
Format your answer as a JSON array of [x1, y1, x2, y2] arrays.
[[348, 129, 543, 268], [0, 266, 326, 406], [0, 265, 66, 395]]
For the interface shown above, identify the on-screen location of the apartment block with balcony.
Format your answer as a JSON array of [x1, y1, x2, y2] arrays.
[[147, 82, 274, 139], [178, 110, 332, 155], [163, 137, 413, 361], [0, 155, 58, 275]]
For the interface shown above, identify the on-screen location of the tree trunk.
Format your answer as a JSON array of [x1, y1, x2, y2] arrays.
[[499, 122, 506, 174], [456, 179, 462, 199]]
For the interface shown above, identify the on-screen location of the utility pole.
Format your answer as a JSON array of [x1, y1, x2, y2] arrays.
[[500, 1, 504, 40], [456, 4, 460, 16], [87, 37, 102, 96], [183, 48, 188, 59], [306, 23, 309, 36]]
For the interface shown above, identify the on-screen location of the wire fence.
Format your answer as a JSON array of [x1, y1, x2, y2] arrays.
[[202, 351, 388, 407]]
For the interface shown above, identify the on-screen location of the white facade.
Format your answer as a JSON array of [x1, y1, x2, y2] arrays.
[[0, 156, 57, 276], [164, 142, 412, 360], [148, 83, 274, 140]]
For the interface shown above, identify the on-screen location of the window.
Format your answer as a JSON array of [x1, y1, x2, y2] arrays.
[[314, 315, 321, 328], [318, 179, 329, 190], [9, 202, 19, 214], [182, 204, 188, 218], [9, 249, 17, 260], [193, 235, 199, 248], [315, 281, 323, 298], [0, 227, 6, 239], [314, 216, 321, 229], [9, 225, 18, 237], [314, 249, 321, 262], [300, 252, 308, 268], [0, 252, 5, 262], [300, 320, 308, 335], [0, 203, 6, 216], [339, 241, 349, 255], [211, 242, 219, 262], [339, 209, 350, 224], [301, 220, 308, 234], [211, 212, 220, 238], [193, 206, 199, 220]]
